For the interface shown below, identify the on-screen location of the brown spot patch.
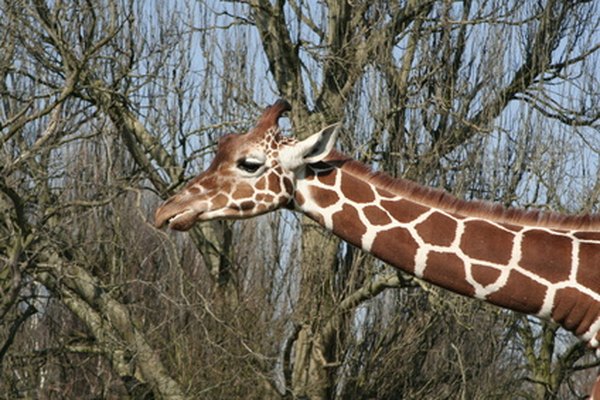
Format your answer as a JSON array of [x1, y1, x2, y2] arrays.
[[283, 177, 293, 194], [471, 264, 502, 287], [363, 206, 392, 226], [331, 204, 366, 247], [232, 183, 254, 200], [341, 173, 375, 203], [520, 230, 571, 283], [460, 220, 514, 265], [551, 288, 600, 336], [256, 177, 267, 191], [255, 193, 274, 203], [415, 212, 457, 247], [267, 174, 282, 193], [294, 191, 305, 207], [310, 187, 339, 208], [188, 186, 201, 194], [486, 270, 546, 314], [370, 227, 419, 272], [316, 169, 337, 186], [574, 231, 600, 241], [376, 187, 395, 199], [577, 242, 600, 291], [255, 203, 268, 213], [423, 252, 474, 297], [381, 199, 429, 224], [232, 200, 255, 211], [211, 194, 228, 209]]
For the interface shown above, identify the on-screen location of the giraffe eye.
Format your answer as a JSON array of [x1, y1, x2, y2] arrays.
[[237, 158, 264, 174]]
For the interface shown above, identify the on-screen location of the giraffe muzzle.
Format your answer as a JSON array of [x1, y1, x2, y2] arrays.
[[155, 202, 203, 231]]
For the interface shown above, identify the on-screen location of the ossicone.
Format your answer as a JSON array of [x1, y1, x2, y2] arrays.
[[253, 99, 292, 133]]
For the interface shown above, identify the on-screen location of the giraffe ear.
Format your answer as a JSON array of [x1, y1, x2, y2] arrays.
[[279, 123, 340, 171]]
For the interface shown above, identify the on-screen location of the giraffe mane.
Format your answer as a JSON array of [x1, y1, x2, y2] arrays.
[[325, 151, 600, 231]]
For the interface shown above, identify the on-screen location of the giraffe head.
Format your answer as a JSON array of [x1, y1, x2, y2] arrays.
[[155, 100, 339, 231]]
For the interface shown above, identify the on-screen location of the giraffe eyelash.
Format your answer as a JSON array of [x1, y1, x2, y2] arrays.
[[237, 158, 264, 174]]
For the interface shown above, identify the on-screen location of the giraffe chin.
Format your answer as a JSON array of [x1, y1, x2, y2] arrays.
[[167, 210, 202, 231]]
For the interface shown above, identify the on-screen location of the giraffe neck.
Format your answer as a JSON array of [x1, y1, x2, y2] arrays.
[[293, 155, 600, 348]]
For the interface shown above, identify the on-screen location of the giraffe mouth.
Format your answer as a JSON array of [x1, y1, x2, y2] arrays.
[[167, 209, 202, 231], [155, 205, 202, 231]]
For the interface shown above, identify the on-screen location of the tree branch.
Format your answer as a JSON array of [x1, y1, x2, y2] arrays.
[[0, 305, 36, 366], [424, 0, 571, 162], [36, 260, 186, 399]]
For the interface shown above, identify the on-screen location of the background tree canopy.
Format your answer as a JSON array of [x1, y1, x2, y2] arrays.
[[1, 0, 599, 398]]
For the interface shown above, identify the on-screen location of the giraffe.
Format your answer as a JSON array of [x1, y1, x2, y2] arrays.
[[155, 99, 600, 397]]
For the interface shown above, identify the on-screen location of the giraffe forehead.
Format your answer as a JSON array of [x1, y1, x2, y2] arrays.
[[235, 137, 280, 157], [262, 132, 298, 153], [215, 127, 298, 161]]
